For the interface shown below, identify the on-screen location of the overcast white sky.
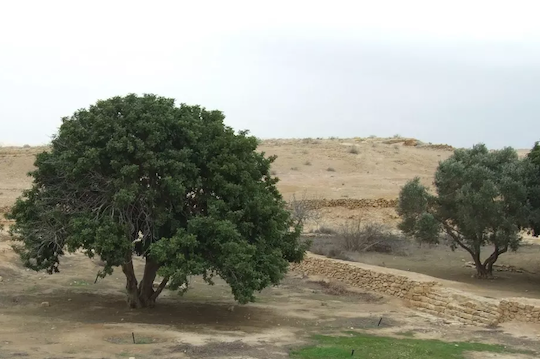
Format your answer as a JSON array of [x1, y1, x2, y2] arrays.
[[1, 0, 539, 148]]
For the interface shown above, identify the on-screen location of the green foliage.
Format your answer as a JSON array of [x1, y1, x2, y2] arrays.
[[6, 94, 306, 304], [526, 141, 540, 236], [397, 144, 533, 276], [290, 333, 524, 359], [528, 141, 540, 165]]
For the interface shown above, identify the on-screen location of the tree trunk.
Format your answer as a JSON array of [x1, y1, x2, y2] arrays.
[[121, 256, 167, 308], [471, 252, 491, 279], [470, 244, 508, 279], [138, 258, 159, 307], [482, 245, 507, 279], [121, 260, 143, 308]]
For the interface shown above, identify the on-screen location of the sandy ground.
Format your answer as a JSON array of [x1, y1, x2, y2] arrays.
[[260, 137, 455, 200], [1, 235, 540, 359], [1, 139, 539, 358]]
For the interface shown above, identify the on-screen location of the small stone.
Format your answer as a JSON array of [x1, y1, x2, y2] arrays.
[[0, 276, 3, 282], [40, 301, 50, 307]]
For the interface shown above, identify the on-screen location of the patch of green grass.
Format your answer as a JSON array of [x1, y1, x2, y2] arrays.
[[290, 333, 526, 359]]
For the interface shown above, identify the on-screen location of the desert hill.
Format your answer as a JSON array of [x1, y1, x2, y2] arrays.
[[0, 137, 530, 229]]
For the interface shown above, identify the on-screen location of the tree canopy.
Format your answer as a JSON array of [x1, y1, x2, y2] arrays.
[[7, 94, 307, 307], [526, 141, 540, 236], [397, 144, 534, 278]]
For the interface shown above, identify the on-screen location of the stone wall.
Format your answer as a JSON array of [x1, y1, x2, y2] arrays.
[[290, 253, 540, 327], [298, 198, 398, 210], [408, 287, 500, 326], [499, 299, 540, 323]]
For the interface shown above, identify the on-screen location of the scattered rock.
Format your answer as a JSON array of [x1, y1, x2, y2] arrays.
[[40, 301, 50, 307], [228, 305, 235, 312], [0, 276, 3, 282], [463, 261, 531, 274]]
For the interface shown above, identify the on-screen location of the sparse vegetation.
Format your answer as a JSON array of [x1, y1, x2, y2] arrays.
[[304, 160, 312, 166], [326, 167, 336, 172], [325, 247, 351, 261], [310, 226, 337, 235], [287, 192, 321, 229], [291, 166, 299, 171], [338, 220, 406, 254], [309, 220, 409, 259]]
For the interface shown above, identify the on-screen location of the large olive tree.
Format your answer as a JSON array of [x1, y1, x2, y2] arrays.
[[7, 94, 306, 308], [397, 144, 533, 278]]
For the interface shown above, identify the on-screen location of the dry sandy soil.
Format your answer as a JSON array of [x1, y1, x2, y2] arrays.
[[1, 138, 540, 358]]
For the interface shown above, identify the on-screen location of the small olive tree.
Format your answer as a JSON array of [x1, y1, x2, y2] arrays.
[[7, 94, 307, 308], [397, 144, 533, 278]]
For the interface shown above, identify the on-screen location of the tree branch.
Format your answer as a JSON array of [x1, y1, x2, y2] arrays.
[[483, 244, 508, 267], [150, 277, 169, 301], [440, 222, 476, 257]]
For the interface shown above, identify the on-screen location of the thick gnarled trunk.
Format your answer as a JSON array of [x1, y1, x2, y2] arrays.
[[472, 256, 491, 278], [471, 245, 507, 279], [121, 257, 168, 308]]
